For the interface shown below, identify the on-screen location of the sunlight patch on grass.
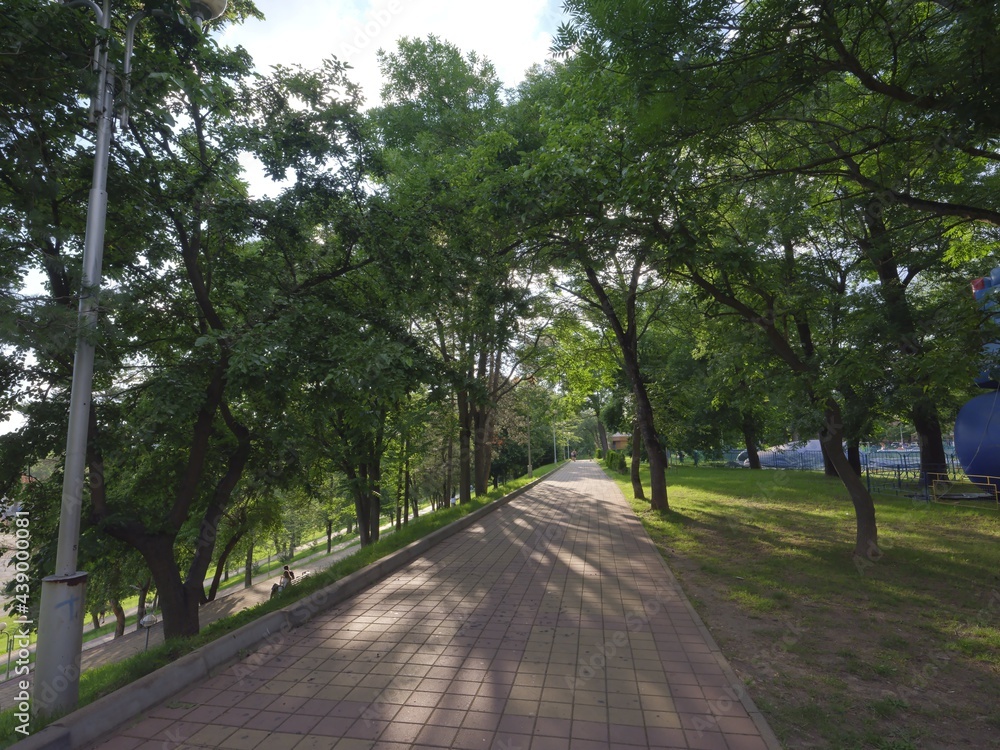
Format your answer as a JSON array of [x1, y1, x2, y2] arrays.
[[954, 627, 1000, 665], [728, 588, 779, 613]]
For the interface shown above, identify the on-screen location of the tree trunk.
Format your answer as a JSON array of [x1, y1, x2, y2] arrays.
[[326, 519, 333, 554], [348, 464, 374, 547], [353, 492, 371, 547], [354, 496, 372, 547], [527, 413, 533, 475], [822, 401, 879, 560], [395, 456, 403, 531], [839, 385, 872, 478], [583, 263, 668, 511], [612, 349, 669, 510], [244, 542, 253, 589], [741, 412, 761, 469], [444, 424, 454, 509], [597, 418, 609, 454], [404, 452, 411, 526], [847, 441, 863, 477], [912, 397, 948, 484], [472, 405, 494, 497], [350, 423, 392, 526], [819, 435, 838, 476], [141, 537, 201, 640], [632, 381, 668, 510], [163, 584, 202, 640], [206, 525, 245, 601], [189, 414, 252, 607], [111, 598, 126, 638], [630, 422, 645, 500], [861, 203, 946, 485], [90, 610, 101, 632], [410, 476, 419, 519], [367, 458, 382, 545], [458, 389, 472, 504], [99, 372, 247, 636]]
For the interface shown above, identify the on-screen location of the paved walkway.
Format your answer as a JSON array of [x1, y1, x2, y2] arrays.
[[87, 462, 779, 750]]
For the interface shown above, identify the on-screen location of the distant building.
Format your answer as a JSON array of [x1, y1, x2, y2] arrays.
[[608, 433, 629, 451]]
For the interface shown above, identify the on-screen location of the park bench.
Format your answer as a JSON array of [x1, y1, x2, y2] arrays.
[[269, 569, 309, 599]]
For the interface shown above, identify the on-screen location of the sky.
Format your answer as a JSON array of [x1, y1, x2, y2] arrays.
[[221, 0, 564, 103], [222, 0, 566, 195], [0, 0, 567, 437]]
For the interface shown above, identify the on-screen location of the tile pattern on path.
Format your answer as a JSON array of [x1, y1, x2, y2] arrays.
[[89, 461, 777, 750]]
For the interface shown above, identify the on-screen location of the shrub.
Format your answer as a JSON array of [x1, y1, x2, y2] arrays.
[[604, 449, 628, 474]]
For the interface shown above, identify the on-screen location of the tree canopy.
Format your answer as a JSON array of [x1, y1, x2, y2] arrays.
[[2, 1, 997, 641]]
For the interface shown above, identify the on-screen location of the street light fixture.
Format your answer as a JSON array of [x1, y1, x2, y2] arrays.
[[190, 0, 229, 24], [139, 614, 159, 652], [34, 0, 227, 720]]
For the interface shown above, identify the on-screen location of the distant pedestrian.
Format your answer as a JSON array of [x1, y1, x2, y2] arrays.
[[571, 450, 577, 461]]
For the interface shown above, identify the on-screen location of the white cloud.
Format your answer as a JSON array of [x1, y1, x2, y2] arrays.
[[0, 412, 24, 437], [220, 0, 564, 105], [222, 0, 564, 198]]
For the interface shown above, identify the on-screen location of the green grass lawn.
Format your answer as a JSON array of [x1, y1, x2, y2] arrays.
[[606, 463, 1000, 749]]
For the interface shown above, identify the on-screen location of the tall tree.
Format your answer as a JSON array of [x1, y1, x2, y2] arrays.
[[0, 1, 379, 636], [371, 36, 545, 500], [560, 0, 999, 463], [514, 61, 674, 510]]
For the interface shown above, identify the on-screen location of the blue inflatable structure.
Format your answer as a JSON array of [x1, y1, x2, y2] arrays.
[[954, 268, 1000, 483]]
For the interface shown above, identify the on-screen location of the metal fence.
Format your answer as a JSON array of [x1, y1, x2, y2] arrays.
[[726, 448, 999, 510]]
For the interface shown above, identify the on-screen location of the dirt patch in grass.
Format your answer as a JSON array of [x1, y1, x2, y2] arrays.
[[614, 465, 1000, 750]]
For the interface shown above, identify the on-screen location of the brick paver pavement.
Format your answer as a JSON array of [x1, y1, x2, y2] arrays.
[[87, 461, 779, 750]]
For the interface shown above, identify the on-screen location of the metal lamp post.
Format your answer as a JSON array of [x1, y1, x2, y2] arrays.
[[139, 613, 158, 652], [0, 623, 11, 681], [34, 0, 228, 720], [526, 412, 532, 478]]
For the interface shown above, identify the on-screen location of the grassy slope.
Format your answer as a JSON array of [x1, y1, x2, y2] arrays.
[[607, 463, 1000, 750]]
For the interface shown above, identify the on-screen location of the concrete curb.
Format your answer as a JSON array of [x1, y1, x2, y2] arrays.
[[607, 471, 785, 750], [645, 546, 784, 750], [11, 468, 561, 750]]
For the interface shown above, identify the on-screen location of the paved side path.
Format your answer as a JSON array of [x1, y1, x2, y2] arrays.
[[88, 462, 779, 750], [0, 527, 381, 711]]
